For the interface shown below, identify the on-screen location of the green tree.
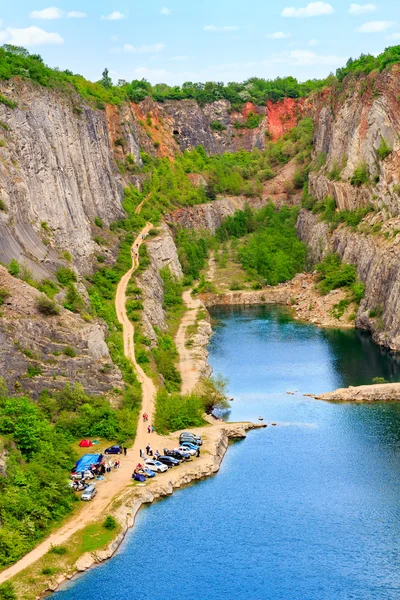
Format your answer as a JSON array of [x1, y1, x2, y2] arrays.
[[101, 68, 113, 89]]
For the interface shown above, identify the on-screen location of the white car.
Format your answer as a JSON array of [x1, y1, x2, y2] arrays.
[[70, 470, 95, 481], [145, 459, 168, 473], [175, 446, 197, 456]]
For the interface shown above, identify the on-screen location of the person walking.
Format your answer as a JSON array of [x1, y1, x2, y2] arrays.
[[123, 446, 127, 456], [151, 425, 155, 433], [155, 450, 160, 460], [147, 425, 151, 434], [146, 443, 151, 456], [196, 447, 200, 457], [140, 448, 144, 459]]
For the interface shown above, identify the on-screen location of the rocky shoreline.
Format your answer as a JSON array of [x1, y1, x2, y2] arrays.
[[44, 422, 266, 596], [313, 382, 400, 403]]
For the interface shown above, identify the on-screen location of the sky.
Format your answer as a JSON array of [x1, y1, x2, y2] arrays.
[[0, 1, 399, 85]]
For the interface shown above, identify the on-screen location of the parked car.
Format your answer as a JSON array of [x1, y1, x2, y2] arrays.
[[180, 441, 199, 451], [142, 468, 156, 478], [70, 470, 95, 480], [104, 445, 123, 455], [180, 431, 202, 442], [175, 446, 197, 456], [163, 449, 189, 462], [157, 455, 180, 468], [180, 433, 202, 446], [81, 485, 97, 501], [144, 459, 168, 473]]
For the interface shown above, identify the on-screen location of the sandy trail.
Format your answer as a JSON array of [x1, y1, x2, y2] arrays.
[[175, 290, 204, 394], [0, 223, 157, 584]]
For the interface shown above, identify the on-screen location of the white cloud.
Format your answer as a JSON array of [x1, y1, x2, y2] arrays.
[[282, 2, 334, 17], [160, 7, 171, 16], [101, 11, 125, 21], [267, 31, 291, 39], [348, 3, 377, 15], [30, 7, 64, 19], [113, 43, 165, 54], [308, 38, 319, 46], [30, 7, 86, 19], [204, 25, 239, 32], [357, 20, 394, 32], [67, 11, 86, 18], [0, 25, 64, 46], [282, 49, 342, 65]]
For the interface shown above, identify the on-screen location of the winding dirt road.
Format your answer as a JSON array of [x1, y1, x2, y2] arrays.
[[0, 223, 157, 584], [175, 290, 204, 394]]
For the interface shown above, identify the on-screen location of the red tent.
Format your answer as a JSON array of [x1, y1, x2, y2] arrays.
[[79, 439, 93, 447]]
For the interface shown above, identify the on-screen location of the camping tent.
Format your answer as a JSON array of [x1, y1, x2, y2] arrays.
[[73, 454, 103, 473], [79, 439, 93, 447]]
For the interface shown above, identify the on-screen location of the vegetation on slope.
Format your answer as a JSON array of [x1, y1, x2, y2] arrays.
[[2, 43, 400, 111]]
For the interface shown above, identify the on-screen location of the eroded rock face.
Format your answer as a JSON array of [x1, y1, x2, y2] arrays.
[[0, 80, 125, 277], [136, 223, 183, 343], [297, 209, 400, 350], [309, 68, 400, 215], [315, 383, 400, 403], [0, 266, 123, 397]]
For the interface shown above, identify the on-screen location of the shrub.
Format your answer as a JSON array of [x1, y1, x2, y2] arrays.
[[63, 284, 85, 313], [210, 120, 227, 131], [37, 278, 59, 299], [94, 216, 103, 228], [372, 376, 387, 384], [36, 294, 60, 315], [350, 162, 369, 186], [0, 198, 6, 211], [8, 258, 20, 277], [103, 515, 117, 530], [0, 94, 17, 109], [376, 137, 392, 160], [41, 567, 58, 576], [0, 288, 9, 306], [316, 253, 357, 295], [0, 582, 17, 600], [56, 267, 77, 286], [27, 365, 42, 378], [48, 545, 67, 556], [63, 346, 76, 357]]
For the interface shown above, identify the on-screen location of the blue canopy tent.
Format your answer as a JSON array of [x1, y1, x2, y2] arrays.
[[74, 453, 103, 473]]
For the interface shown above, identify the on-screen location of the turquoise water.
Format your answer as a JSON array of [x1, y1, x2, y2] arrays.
[[56, 306, 400, 600]]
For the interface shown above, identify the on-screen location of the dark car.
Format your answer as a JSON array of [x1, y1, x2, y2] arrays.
[[104, 445, 122, 455], [157, 455, 180, 468], [164, 449, 190, 462]]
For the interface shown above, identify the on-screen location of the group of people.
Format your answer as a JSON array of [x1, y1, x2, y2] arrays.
[[139, 444, 160, 460]]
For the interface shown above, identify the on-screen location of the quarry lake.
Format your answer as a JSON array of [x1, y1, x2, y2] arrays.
[[56, 306, 400, 600]]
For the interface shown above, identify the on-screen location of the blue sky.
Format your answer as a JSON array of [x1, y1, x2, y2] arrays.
[[1, 1, 399, 85]]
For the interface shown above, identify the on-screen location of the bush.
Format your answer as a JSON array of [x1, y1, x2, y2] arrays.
[[27, 365, 42, 378], [0, 94, 17, 109], [0, 198, 6, 211], [0, 582, 17, 600], [36, 294, 60, 315], [49, 545, 67, 556], [63, 284, 84, 313], [103, 515, 117, 530], [372, 377, 388, 384], [377, 137, 392, 160], [63, 346, 76, 357], [41, 567, 58, 576], [0, 288, 9, 306], [350, 162, 369, 186], [94, 216, 104, 228], [316, 253, 357, 295], [37, 278, 59, 299], [8, 258, 20, 278], [56, 267, 77, 286], [155, 389, 205, 434], [210, 120, 227, 131]]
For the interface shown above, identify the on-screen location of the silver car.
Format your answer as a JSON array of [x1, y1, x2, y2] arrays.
[[81, 484, 97, 501], [145, 459, 168, 473]]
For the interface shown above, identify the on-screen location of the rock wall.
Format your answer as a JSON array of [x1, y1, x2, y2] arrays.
[[297, 209, 400, 350], [136, 223, 183, 343], [0, 266, 122, 397], [309, 68, 400, 215]]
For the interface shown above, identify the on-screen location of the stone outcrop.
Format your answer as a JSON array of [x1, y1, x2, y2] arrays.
[[0, 266, 123, 397], [297, 209, 400, 350], [314, 382, 400, 403], [136, 223, 183, 343], [309, 68, 400, 215]]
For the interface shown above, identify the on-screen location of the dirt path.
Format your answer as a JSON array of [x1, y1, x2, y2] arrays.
[[0, 223, 157, 584], [175, 290, 204, 394]]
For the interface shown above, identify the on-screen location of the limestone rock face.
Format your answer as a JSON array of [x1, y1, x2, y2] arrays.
[[0, 80, 125, 277], [0, 266, 123, 397], [309, 68, 400, 215], [315, 383, 400, 403], [297, 209, 400, 350], [136, 224, 183, 343]]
